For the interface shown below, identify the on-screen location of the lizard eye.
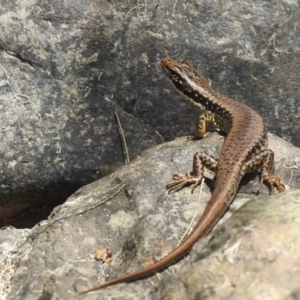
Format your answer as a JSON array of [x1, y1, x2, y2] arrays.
[[171, 75, 179, 81], [169, 68, 180, 77]]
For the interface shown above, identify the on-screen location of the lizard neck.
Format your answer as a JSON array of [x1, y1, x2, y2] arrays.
[[161, 57, 268, 159]]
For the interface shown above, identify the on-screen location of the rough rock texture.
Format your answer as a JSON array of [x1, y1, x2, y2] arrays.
[[0, 0, 300, 221], [1, 133, 299, 300]]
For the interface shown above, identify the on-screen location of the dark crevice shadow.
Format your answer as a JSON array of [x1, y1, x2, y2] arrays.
[[0, 182, 83, 229]]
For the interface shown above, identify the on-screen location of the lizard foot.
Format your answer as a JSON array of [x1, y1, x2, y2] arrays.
[[257, 175, 286, 195], [187, 132, 209, 141], [166, 172, 202, 193]]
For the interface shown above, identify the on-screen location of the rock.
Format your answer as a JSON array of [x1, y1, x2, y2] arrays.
[[3, 133, 300, 300], [1, 0, 300, 222], [159, 189, 300, 300]]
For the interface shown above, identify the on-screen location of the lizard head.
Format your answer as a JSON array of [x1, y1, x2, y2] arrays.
[[161, 57, 209, 93], [160, 57, 210, 107], [161, 58, 194, 85]]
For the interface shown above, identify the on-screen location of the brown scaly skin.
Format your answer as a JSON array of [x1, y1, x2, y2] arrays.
[[79, 58, 285, 295]]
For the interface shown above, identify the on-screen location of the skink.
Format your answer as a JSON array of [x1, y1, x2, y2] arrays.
[[79, 57, 285, 295]]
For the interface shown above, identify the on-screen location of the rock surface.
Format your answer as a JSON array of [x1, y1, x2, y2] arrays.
[[2, 133, 300, 300], [1, 0, 300, 221]]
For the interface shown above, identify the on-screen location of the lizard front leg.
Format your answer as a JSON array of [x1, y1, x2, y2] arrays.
[[189, 111, 218, 140], [167, 110, 219, 193], [243, 149, 285, 194], [167, 152, 218, 193]]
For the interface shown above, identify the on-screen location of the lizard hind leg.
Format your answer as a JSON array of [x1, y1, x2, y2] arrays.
[[243, 149, 285, 194], [166, 152, 218, 193]]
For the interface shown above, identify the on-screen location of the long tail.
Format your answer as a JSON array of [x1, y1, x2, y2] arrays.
[[79, 189, 234, 295]]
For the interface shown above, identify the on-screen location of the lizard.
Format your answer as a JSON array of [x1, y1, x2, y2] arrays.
[[79, 57, 285, 295]]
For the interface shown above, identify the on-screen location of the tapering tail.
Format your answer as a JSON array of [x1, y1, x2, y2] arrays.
[[79, 184, 237, 295]]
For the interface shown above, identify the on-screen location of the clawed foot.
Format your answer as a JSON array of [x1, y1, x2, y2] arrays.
[[187, 132, 209, 141], [166, 172, 202, 194], [257, 175, 286, 195]]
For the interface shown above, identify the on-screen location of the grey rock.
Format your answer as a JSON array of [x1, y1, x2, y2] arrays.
[[3, 133, 299, 300], [1, 0, 300, 221]]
